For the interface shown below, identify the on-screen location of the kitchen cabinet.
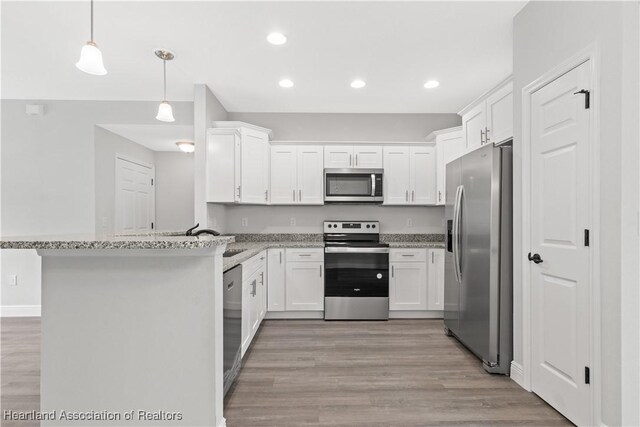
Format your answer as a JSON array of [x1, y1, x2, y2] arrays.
[[324, 145, 382, 169], [241, 251, 267, 357], [427, 249, 445, 311], [390, 248, 428, 311], [206, 122, 272, 204], [383, 146, 436, 205], [267, 248, 285, 312], [270, 145, 323, 205], [430, 127, 464, 205], [285, 248, 324, 311], [460, 77, 513, 153]]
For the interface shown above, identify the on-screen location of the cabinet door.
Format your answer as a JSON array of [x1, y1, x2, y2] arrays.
[[206, 131, 238, 203], [410, 146, 437, 205], [285, 262, 324, 311], [241, 275, 257, 357], [297, 146, 324, 205], [389, 262, 428, 311], [462, 102, 486, 153], [383, 146, 410, 205], [354, 145, 383, 168], [240, 128, 269, 204], [267, 249, 285, 312], [436, 130, 464, 205], [486, 81, 513, 144], [436, 141, 446, 206], [324, 146, 353, 169], [259, 254, 268, 322], [270, 146, 297, 204], [427, 249, 445, 311]]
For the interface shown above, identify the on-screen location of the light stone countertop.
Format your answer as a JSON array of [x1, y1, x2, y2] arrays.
[[0, 233, 235, 250], [223, 241, 325, 271]]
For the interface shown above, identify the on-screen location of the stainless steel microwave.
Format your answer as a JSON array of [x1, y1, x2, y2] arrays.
[[324, 169, 384, 203]]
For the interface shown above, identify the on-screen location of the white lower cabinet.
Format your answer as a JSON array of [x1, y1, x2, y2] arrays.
[[285, 248, 324, 311], [241, 251, 267, 357], [390, 250, 428, 311], [267, 248, 285, 311], [427, 249, 445, 311]]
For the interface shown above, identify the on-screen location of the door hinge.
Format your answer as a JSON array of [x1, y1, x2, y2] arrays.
[[574, 89, 590, 109], [585, 366, 590, 384], [151, 222, 154, 230], [584, 229, 590, 247]]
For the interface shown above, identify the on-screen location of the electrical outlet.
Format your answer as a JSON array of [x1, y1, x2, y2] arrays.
[[406, 218, 413, 227], [8, 275, 17, 287], [290, 218, 296, 226], [241, 218, 249, 227]]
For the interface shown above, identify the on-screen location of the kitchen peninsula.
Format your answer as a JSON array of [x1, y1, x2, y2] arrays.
[[0, 233, 234, 426]]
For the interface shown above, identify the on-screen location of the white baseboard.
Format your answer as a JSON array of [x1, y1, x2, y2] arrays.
[[1, 305, 41, 317], [389, 311, 444, 319], [265, 311, 324, 319], [510, 361, 526, 388]]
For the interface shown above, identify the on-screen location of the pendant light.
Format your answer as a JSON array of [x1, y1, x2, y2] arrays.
[[155, 49, 175, 122], [76, 0, 107, 75]]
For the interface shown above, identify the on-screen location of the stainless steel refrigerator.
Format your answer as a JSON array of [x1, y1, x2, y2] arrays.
[[444, 142, 512, 375]]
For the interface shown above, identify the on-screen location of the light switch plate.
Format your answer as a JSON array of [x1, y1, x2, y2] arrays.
[[290, 218, 296, 226], [406, 218, 413, 227]]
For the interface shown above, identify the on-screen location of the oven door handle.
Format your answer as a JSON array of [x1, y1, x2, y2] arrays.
[[324, 247, 390, 254]]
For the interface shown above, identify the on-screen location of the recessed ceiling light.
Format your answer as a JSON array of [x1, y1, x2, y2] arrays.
[[279, 79, 294, 88], [424, 80, 440, 89], [267, 32, 287, 45], [350, 79, 366, 89]]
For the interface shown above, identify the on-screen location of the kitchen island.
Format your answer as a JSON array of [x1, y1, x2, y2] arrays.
[[0, 233, 234, 427]]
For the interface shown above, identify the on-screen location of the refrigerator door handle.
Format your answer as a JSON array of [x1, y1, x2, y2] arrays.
[[456, 185, 464, 282], [452, 185, 461, 284]]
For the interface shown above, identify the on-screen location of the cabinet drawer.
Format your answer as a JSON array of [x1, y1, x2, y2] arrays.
[[242, 250, 266, 278], [390, 248, 427, 263], [286, 248, 324, 262]]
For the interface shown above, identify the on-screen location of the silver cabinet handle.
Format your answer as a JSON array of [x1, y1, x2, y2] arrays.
[[355, 154, 358, 166], [299, 254, 311, 257], [293, 189, 296, 202], [261, 272, 264, 286], [279, 251, 282, 264], [485, 127, 490, 142], [319, 265, 322, 277], [299, 189, 301, 201], [412, 190, 415, 202], [265, 189, 268, 201], [251, 279, 257, 296], [371, 174, 376, 197], [431, 251, 435, 263], [349, 154, 352, 167], [391, 265, 394, 278], [406, 190, 409, 202], [401, 254, 415, 257], [438, 190, 442, 203], [237, 186, 241, 199]]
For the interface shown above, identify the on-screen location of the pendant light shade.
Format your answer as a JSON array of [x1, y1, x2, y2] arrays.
[[155, 49, 175, 123], [156, 101, 175, 122], [76, 0, 107, 75], [76, 42, 107, 75]]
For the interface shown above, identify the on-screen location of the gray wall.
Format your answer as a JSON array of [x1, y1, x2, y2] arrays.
[[217, 112, 460, 235], [513, 2, 638, 424], [94, 127, 156, 235], [155, 152, 195, 231], [227, 112, 460, 141], [1, 99, 193, 310]]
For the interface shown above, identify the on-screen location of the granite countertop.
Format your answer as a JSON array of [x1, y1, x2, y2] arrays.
[[0, 233, 235, 250], [223, 241, 325, 271], [387, 242, 446, 248]]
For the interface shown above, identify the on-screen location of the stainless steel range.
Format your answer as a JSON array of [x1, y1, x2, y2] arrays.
[[323, 221, 389, 320]]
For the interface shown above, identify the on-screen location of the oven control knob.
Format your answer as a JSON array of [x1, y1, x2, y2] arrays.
[[366, 224, 371, 228], [376, 273, 382, 279], [334, 224, 338, 228], [372, 224, 376, 229]]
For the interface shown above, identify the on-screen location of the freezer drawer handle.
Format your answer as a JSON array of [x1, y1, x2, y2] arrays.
[[527, 252, 543, 264]]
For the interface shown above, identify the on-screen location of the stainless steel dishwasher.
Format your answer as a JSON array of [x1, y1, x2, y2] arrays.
[[223, 264, 242, 396]]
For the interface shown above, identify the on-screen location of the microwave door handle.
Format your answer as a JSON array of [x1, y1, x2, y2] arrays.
[[371, 174, 376, 196]]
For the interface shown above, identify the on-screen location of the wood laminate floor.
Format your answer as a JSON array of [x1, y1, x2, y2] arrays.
[[1, 318, 571, 427]]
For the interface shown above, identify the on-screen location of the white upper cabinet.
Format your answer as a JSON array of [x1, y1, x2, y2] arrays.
[[383, 146, 411, 205], [410, 146, 436, 205], [485, 81, 513, 145], [324, 145, 383, 169], [270, 145, 323, 205], [459, 77, 513, 153], [428, 126, 464, 206], [206, 122, 272, 205], [383, 145, 436, 205]]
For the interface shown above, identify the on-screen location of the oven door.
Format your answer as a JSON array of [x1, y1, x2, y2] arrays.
[[324, 169, 383, 203], [324, 247, 389, 297]]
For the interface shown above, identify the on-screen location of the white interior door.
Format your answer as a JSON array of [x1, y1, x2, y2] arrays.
[[115, 156, 154, 234], [530, 60, 591, 426]]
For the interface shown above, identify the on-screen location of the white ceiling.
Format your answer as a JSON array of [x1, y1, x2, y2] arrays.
[[2, 1, 526, 113], [98, 124, 194, 151]]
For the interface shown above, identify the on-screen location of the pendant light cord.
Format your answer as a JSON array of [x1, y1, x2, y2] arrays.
[[163, 59, 167, 101], [90, 0, 94, 42]]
